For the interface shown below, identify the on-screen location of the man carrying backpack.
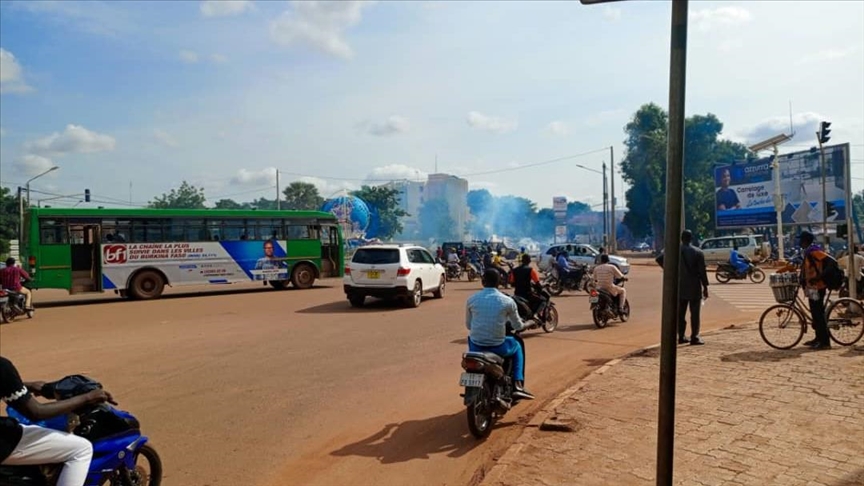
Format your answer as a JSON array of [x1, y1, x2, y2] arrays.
[[799, 231, 837, 350]]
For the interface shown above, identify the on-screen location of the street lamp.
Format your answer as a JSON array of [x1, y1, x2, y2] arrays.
[[19, 166, 59, 241]]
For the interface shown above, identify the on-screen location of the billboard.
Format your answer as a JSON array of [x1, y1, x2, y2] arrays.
[[715, 143, 850, 229], [553, 197, 567, 223]]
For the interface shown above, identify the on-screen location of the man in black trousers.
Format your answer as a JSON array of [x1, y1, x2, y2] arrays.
[[656, 230, 710, 345]]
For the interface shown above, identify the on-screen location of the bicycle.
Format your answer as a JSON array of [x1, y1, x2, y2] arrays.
[[760, 275, 864, 349]]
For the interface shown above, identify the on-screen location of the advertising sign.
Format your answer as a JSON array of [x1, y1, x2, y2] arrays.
[[553, 196, 567, 223], [100, 240, 291, 289], [555, 225, 568, 237], [715, 143, 850, 229]]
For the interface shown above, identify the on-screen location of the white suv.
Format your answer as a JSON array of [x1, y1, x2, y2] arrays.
[[538, 243, 630, 274], [344, 245, 446, 308]]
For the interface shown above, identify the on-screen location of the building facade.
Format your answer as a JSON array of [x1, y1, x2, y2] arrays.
[[426, 173, 469, 239]]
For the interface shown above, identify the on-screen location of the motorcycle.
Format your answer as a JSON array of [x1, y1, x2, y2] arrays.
[[0, 375, 162, 486], [445, 261, 462, 281], [459, 327, 526, 439], [589, 278, 630, 328], [0, 288, 33, 323], [510, 282, 559, 334], [461, 257, 480, 282], [545, 264, 590, 296], [715, 260, 766, 284]]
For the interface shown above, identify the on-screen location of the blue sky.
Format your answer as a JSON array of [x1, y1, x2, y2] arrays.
[[1, 0, 862, 209]]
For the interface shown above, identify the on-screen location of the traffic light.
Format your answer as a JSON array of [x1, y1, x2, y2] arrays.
[[817, 121, 831, 145], [84, 189, 90, 202]]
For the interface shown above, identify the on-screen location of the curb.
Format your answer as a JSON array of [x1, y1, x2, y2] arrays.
[[478, 323, 751, 486]]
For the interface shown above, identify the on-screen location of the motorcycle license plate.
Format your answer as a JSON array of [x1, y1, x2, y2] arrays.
[[589, 296, 599, 304], [366, 271, 380, 279], [459, 373, 484, 388]]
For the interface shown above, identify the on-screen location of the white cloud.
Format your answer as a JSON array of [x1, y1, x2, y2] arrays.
[[797, 48, 856, 65], [179, 50, 199, 64], [0, 48, 34, 94], [603, 6, 621, 22], [358, 115, 411, 136], [231, 167, 277, 186], [366, 164, 427, 182], [15, 155, 56, 178], [269, 1, 375, 60], [209, 53, 229, 64], [466, 111, 517, 133], [469, 181, 497, 192], [545, 121, 570, 136], [298, 176, 356, 197], [25, 124, 116, 157], [735, 112, 824, 144], [200, 0, 254, 17], [153, 129, 179, 148], [691, 6, 752, 32], [584, 109, 627, 127]]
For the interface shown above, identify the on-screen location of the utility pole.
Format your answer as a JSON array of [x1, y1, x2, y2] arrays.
[[18, 187, 24, 243], [845, 146, 857, 299], [602, 162, 608, 248], [817, 121, 831, 247], [610, 146, 616, 253], [657, 2, 689, 485], [276, 170, 281, 210], [773, 145, 784, 260]]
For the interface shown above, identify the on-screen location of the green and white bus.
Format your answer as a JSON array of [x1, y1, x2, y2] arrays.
[[22, 208, 344, 299]]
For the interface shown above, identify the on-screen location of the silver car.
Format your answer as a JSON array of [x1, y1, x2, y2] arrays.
[[538, 243, 630, 275]]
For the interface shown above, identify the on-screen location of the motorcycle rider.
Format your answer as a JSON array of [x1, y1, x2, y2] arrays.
[[468, 246, 482, 273], [595, 247, 606, 266], [466, 269, 534, 400], [555, 251, 581, 284], [594, 254, 627, 311], [509, 254, 542, 315], [729, 244, 750, 277], [446, 247, 460, 271], [1, 355, 115, 486], [491, 251, 509, 286], [0, 258, 33, 312]]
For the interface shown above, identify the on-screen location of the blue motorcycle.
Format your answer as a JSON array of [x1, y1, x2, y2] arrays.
[[0, 376, 161, 486]]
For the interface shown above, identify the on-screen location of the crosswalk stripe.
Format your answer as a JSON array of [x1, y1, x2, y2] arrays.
[[708, 282, 776, 313]]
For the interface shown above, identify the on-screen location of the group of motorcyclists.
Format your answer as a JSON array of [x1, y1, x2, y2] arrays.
[[437, 245, 521, 286]]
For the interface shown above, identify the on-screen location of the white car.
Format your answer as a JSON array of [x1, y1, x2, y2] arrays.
[[344, 245, 446, 308], [538, 243, 630, 275]]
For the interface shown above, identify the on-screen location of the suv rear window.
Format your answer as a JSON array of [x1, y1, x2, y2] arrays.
[[352, 249, 400, 264]]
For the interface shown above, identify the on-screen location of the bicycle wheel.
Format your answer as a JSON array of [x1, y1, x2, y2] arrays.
[[826, 298, 864, 346], [759, 304, 806, 350]]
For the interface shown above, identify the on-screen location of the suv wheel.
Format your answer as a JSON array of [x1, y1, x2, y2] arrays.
[[348, 294, 366, 308], [406, 281, 423, 308], [432, 276, 445, 299]]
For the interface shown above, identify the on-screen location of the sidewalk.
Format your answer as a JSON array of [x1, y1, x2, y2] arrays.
[[482, 325, 864, 486]]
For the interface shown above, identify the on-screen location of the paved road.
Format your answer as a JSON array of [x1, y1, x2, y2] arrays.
[[0, 266, 770, 486]]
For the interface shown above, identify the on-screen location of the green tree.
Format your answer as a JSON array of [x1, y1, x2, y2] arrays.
[[214, 198, 246, 209], [619, 104, 748, 248], [853, 190, 864, 231], [283, 182, 324, 210], [149, 181, 206, 209], [418, 198, 456, 241], [250, 197, 277, 210], [351, 185, 407, 240], [0, 187, 20, 255]]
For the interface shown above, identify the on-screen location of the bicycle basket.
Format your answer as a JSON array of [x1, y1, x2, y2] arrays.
[[769, 273, 798, 304]]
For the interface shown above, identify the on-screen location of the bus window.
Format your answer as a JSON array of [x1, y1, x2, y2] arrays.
[[206, 220, 223, 241], [69, 223, 86, 245], [182, 220, 206, 242], [222, 220, 246, 241], [40, 219, 67, 245], [166, 220, 187, 242], [286, 225, 310, 239], [132, 219, 167, 243], [257, 219, 282, 240]]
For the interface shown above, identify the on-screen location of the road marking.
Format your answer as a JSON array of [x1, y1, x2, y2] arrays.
[[709, 282, 775, 314]]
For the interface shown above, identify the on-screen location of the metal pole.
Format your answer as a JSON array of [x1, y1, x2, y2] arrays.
[[610, 146, 616, 253], [276, 170, 281, 210], [18, 186, 24, 244], [819, 139, 828, 247], [657, 2, 688, 485], [603, 162, 608, 248], [846, 147, 857, 298], [773, 145, 785, 260]]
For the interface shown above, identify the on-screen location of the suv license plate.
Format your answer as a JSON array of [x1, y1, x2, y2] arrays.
[[366, 271, 380, 279], [460, 373, 484, 388]]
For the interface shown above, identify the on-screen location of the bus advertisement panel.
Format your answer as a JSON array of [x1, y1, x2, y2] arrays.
[[715, 143, 850, 229], [100, 240, 291, 289]]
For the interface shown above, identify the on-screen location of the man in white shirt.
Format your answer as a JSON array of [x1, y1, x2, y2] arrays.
[[593, 254, 626, 310], [839, 245, 864, 293]]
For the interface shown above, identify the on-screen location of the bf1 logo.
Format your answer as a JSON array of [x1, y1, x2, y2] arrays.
[[103, 245, 127, 264]]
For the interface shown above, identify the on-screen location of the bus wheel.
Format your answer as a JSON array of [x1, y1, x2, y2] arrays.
[[291, 264, 316, 289], [269, 281, 289, 290], [130, 271, 165, 300]]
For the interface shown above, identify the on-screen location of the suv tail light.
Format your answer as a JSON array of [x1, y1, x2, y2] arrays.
[[461, 358, 485, 372], [344, 266, 351, 275], [397, 267, 411, 276]]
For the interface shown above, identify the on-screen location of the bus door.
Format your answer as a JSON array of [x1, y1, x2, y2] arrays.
[[319, 225, 339, 277], [69, 220, 102, 293]]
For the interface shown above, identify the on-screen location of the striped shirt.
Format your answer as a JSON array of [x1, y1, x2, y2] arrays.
[[0, 266, 29, 292], [593, 263, 623, 291], [466, 288, 524, 347]]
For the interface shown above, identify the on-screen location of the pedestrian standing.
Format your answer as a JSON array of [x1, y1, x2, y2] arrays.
[[655, 230, 709, 345], [798, 231, 832, 350]]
